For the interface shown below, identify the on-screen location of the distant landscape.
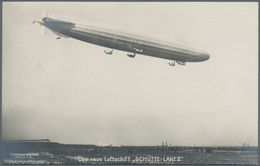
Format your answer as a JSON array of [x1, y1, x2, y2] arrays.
[[2, 139, 258, 165]]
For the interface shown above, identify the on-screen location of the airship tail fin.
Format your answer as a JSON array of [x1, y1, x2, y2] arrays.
[[39, 11, 70, 38], [42, 11, 49, 20], [38, 11, 49, 35], [42, 11, 75, 22]]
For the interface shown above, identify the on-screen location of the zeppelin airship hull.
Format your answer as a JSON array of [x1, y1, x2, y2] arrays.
[[37, 17, 210, 63]]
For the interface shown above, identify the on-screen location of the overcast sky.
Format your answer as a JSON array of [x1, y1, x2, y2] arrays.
[[2, 2, 258, 146]]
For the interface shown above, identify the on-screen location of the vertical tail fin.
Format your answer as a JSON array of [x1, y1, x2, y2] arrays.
[[42, 11, 49, 19], [39, 11, 49, 35], [33, 11, 71, 38]]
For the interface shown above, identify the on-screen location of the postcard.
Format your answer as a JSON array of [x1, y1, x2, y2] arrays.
[[2, 2, 258, 165]]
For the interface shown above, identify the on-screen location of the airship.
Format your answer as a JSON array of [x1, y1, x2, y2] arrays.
[[33, 12, 210, 66]]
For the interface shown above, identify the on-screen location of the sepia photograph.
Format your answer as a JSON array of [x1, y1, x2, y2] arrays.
[[2, 2, 258, 165]]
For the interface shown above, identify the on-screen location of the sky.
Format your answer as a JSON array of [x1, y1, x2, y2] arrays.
[[2, 2, 258, 146]]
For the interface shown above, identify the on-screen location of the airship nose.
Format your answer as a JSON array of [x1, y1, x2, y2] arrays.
[[192, 52, 210, 62], [204, 53, 210, 60], [201, 52, 210, 61]]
